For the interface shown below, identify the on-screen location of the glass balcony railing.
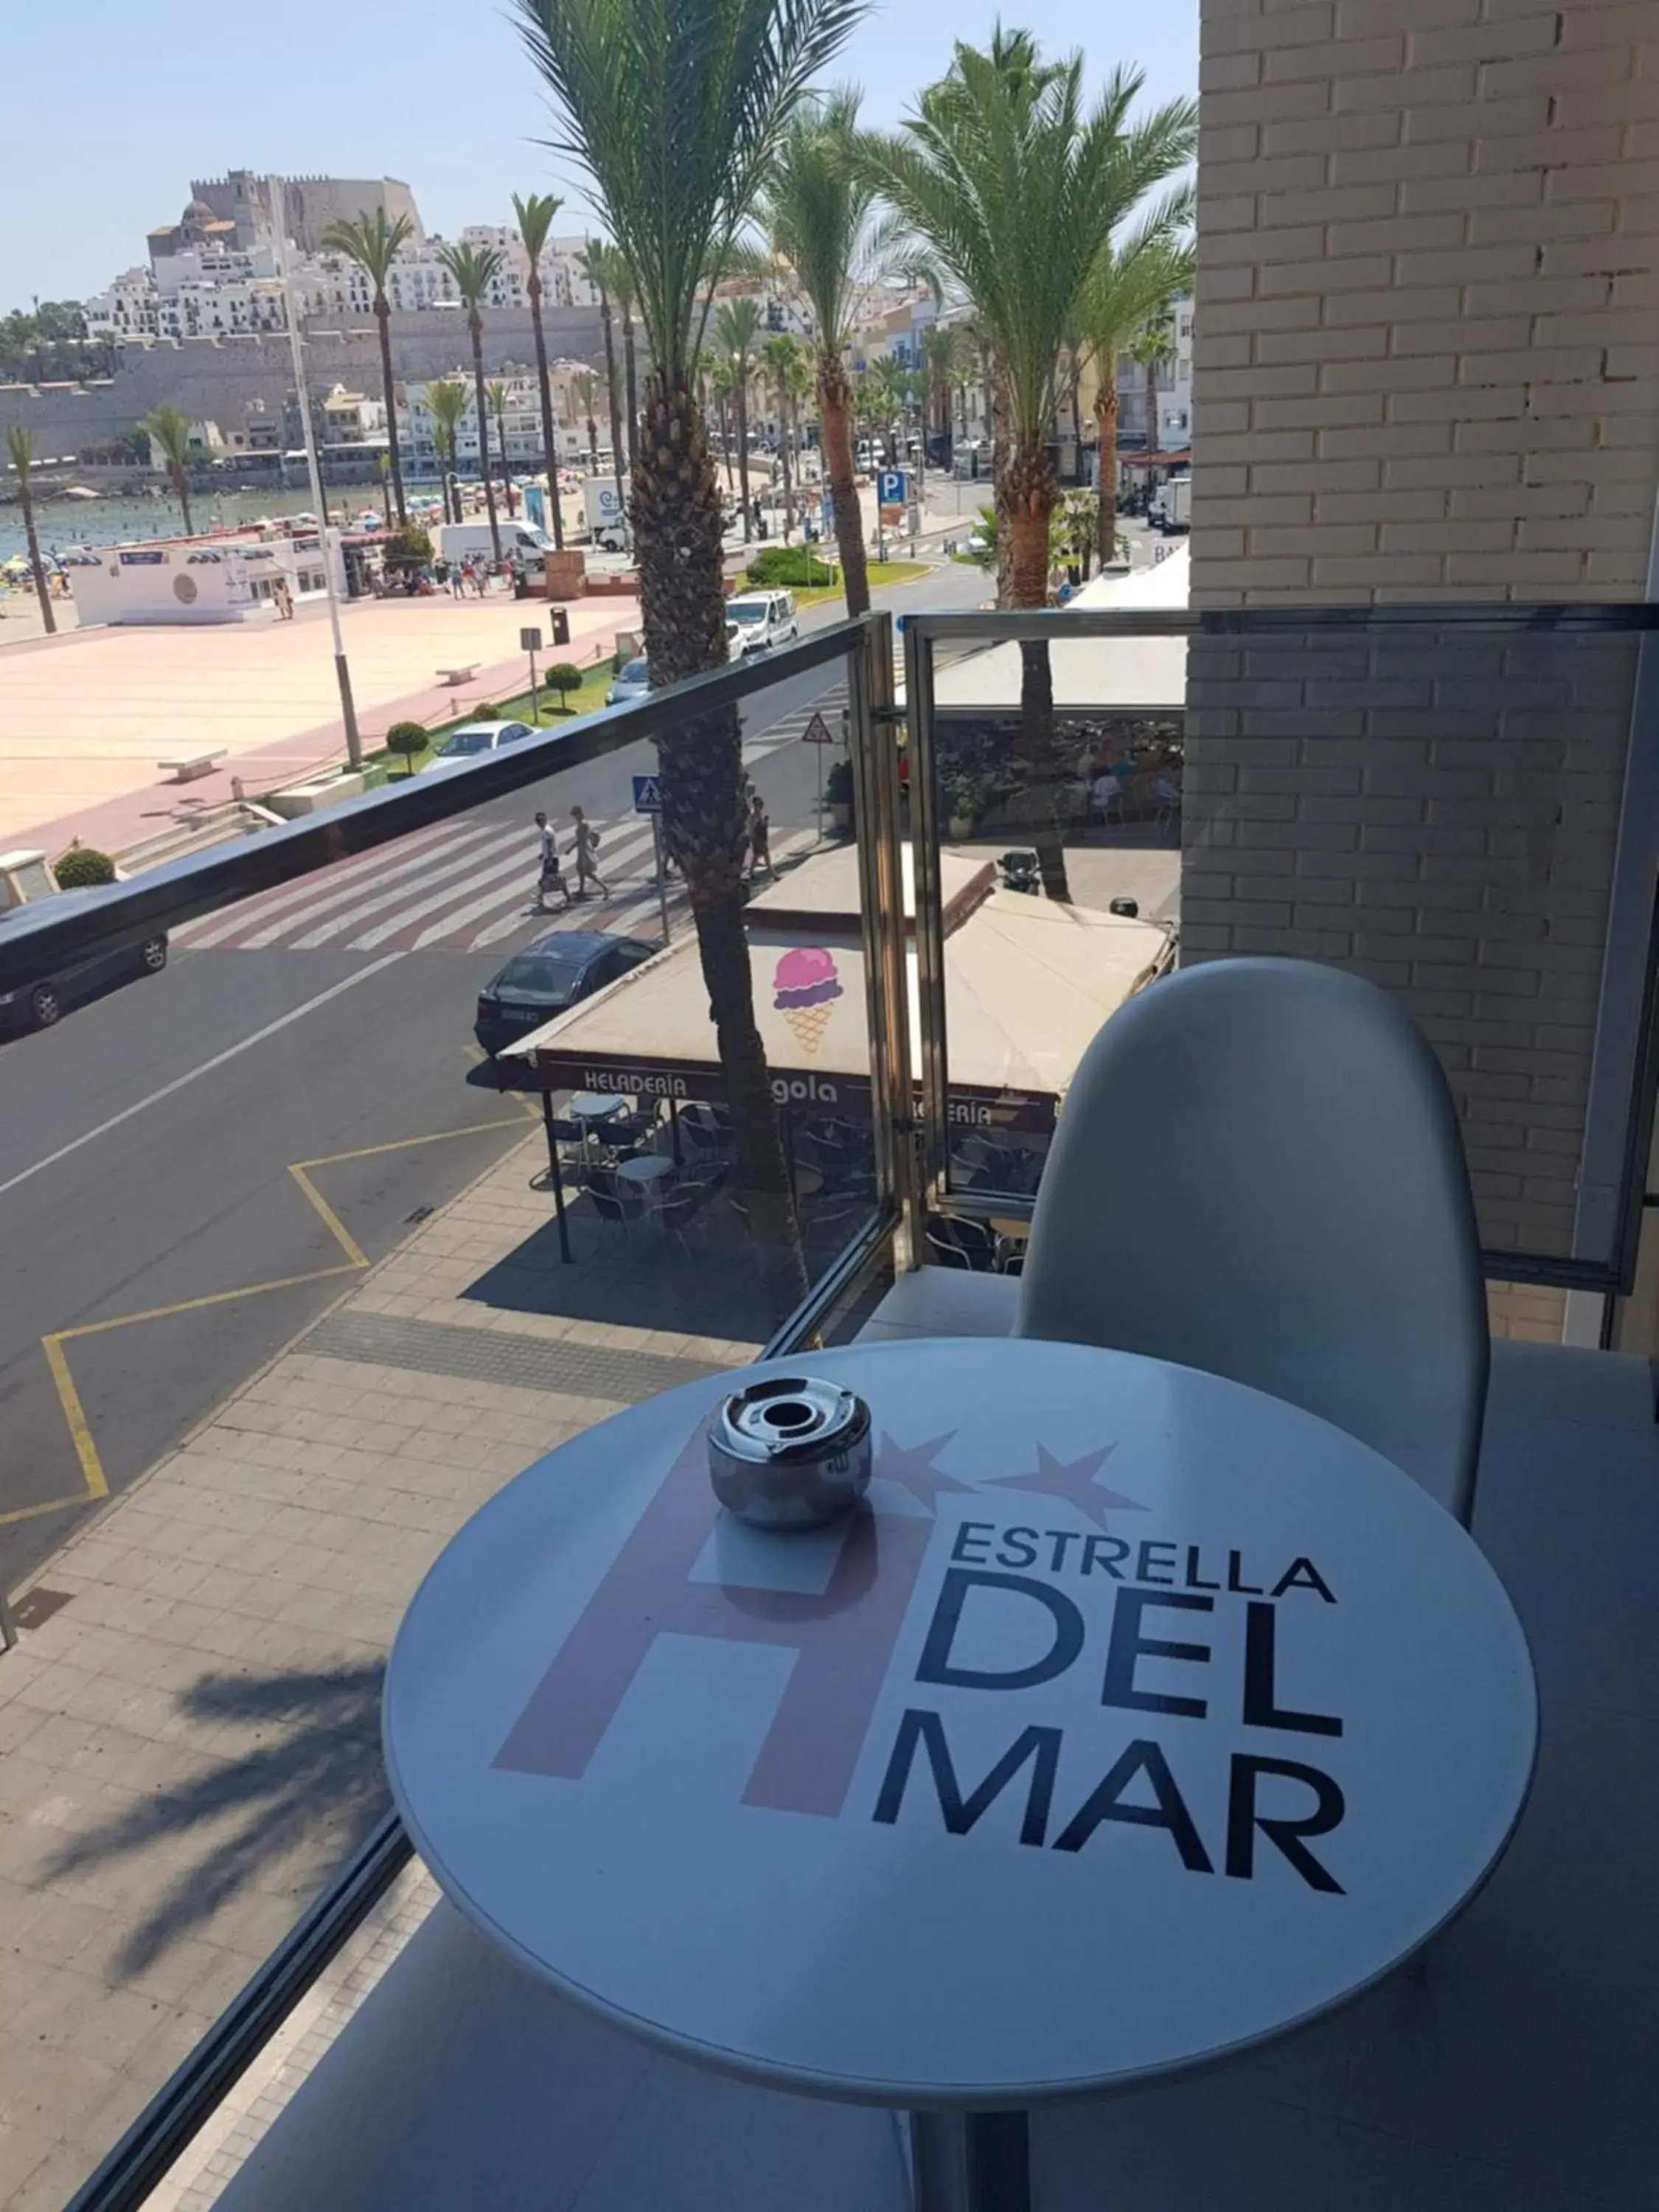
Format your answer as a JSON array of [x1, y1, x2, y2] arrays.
[[900, 602, 1659, 1297], [21, 597, 1659, 2210], [0, 619, 911, 2211]]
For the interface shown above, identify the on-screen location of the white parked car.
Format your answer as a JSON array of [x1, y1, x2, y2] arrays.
[[419, 720, 540, 773], [726, 589, 799, 655]]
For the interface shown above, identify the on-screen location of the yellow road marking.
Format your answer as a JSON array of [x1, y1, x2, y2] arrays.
[[33, 1116, 532, 1517]]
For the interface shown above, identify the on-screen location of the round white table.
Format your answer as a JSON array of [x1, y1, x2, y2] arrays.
[[384, 1338, 1537, 2212], [568, 1092, 629, 1125], [616, 1153, 676, 1200]]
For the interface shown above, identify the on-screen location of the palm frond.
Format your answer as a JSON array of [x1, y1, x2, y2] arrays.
[[515, 0, 868, 380]]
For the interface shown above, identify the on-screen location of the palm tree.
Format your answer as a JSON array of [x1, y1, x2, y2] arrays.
[[760, 87, 913, 614], [714, 297, 764, 543], [570, 367, 600, 480], [137, 403, 195, 534], [435, 240, 506, 563], [919, 321, 958, 459], [706, 353, 738, 490], [858, 37, 1196, 900], [514, 0, 863, 1272], [578, 241, 627, 526], [759, 332, 806, 541], [487, 379, 516, 516], [512, 190, 567, 549], [601, 243, 641, 476], [321, 207, 414, 525], [1077, 205, 1192, 563], [4, 424, 54, 633], [425, 378, 470, 522]]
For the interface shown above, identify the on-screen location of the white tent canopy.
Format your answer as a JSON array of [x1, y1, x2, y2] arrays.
[[917, 544, 1190, 714]]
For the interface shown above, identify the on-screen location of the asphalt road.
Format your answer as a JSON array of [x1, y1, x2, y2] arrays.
[[0, 557, 989, 1593]]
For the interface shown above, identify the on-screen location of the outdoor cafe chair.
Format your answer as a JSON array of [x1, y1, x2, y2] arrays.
[[926, 1214, 1000, 1274], [1015, 957, 1489, 1523]]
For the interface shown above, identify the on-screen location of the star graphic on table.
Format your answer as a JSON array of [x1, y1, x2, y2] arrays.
[[874, 1431, 973, 1512], [987, 1443, 1146, 1526]]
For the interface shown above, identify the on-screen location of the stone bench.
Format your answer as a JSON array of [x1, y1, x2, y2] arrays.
[[157, 751, 226, 784], [436, 664, 479, 687]]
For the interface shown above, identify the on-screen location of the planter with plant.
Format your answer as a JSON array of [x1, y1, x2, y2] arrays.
[[385, 721, 427, 776]]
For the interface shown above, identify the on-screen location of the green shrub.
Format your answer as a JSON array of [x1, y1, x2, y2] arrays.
[[472, 701, 501, 717], [53, 843, 116, 888], [742, 544, 838, 588], [544, 661, 582, 712], [385, 721, 427, 773]]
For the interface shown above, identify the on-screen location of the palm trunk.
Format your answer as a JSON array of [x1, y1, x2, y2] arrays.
[[630, 369, 801, 1293], [1069, 366, 1083, 483], [621, 312, 639, 476], [586, 417, 599, 479], [735, 368, 752, 543], [818, 355, 869, 619], [527, 278, 564, 550], [172, 463, 193, 537], [18, 476, 55, 634], [1094, 375, 1119, 568], [1145, 356, 1159, 459], [376, 296, 406, 526], [1006, 441, 1069, 905], [497, 413, 515, 517], [597, 291, 625, 524], [990, 369, 1012, 611], [719, 392, 736, 491], [469, 313, 501, 564], [778, 391, 793, 545]]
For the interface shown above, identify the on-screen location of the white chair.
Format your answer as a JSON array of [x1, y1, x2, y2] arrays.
[[1016, 958, 1489, 1523]]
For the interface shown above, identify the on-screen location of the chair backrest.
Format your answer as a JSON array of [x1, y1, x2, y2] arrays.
[[588, 1187, 629, 1225], [1015, 958, 1489, 1521]]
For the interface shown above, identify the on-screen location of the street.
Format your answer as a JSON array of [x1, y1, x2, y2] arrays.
[[0, 559, 989, 1591]]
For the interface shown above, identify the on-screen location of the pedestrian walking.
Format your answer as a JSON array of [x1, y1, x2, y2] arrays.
[[568, 805, 608, 900], [747, 790, 774, 882], [534, 810, 568, 912]]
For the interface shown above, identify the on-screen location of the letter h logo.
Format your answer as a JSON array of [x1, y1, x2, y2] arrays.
[[495, 1425, 937, 1816]]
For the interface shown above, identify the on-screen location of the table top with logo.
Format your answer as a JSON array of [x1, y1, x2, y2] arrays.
[[383, 1336, 1536, 2111]]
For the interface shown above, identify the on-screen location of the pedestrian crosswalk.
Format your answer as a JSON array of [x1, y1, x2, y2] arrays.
[[173, 810, 823, 957]]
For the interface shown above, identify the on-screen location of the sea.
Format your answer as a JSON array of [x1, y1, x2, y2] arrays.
[[0, 485, 393, 564]]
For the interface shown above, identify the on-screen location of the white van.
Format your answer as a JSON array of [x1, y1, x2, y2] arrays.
[[437, 521, 550, 574], [726, 589, 799, 656]]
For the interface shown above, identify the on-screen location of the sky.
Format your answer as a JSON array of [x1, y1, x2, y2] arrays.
[[2, 0, 1197, 313]]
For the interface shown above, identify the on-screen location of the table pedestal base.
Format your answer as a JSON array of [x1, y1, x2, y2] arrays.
[[911, 2110, 1031, 2212]]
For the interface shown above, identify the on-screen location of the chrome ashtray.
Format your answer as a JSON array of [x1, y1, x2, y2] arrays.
[[708, 1375, 873, 1530]]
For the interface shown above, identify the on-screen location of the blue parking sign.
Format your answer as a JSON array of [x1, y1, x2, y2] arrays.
[[632, 774, 661, 815], [877, 467, 905, 507]]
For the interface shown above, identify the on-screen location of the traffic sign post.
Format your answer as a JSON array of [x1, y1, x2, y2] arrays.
[[633, 775, 671, 942], [521, 626, 543, 721], [802, 709, 836, 838]]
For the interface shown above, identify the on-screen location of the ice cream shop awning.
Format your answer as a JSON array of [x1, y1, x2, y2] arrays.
[[498, 846, 1174, 1132]]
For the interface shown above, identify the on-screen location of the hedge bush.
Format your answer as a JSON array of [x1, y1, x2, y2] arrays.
[[471, 701, 502, 717], [53, 844, 116, 889], [742, 544, 839, 588]]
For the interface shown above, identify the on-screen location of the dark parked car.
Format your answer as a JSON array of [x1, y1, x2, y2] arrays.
[[473, 931, 657, 1057], [0, 914, 168, 1033]]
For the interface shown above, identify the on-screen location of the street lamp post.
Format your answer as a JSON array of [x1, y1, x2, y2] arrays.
[[273, 175, 362, 771]]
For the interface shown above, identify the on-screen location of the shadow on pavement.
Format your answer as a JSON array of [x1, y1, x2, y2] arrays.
[[42, 1663, 386, 1973]]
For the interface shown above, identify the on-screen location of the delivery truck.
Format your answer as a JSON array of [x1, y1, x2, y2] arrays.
[[437, 521, 551, 577], [582, 479, 630, 553]]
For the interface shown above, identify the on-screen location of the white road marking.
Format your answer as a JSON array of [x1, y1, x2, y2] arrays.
[[182, 821, 490, 950], [290, 823, 529, 949], [0, 953, 408, 1203], [237, 823, 503, 950]]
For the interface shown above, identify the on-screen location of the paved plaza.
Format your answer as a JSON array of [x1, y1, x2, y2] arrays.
[[0, 588, 637, 856]]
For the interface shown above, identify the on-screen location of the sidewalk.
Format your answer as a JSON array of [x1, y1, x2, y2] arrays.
[[0, 590, 639, 858], [0, 1133, 764, 2208]]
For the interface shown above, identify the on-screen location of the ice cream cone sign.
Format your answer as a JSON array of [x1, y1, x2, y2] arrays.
[[773, 947, 844, 1060]]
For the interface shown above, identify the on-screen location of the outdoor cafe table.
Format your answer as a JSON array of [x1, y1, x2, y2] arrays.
[[383, 1338, 1537, 2212]]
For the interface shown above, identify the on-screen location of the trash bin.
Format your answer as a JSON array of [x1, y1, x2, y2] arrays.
[[551, 606, 571, 647]]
